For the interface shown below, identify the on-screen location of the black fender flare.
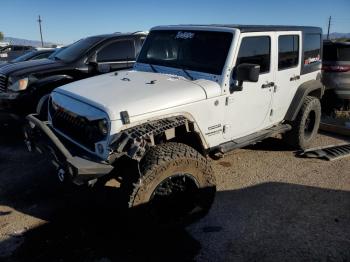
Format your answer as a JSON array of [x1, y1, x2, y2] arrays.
[[109, 115, 203, 162], [284, 80, 324, 121]]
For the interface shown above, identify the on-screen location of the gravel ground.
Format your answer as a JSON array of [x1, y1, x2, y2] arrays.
[[0, 125, 349, 261]]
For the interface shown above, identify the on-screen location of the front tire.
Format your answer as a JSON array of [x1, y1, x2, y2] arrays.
[[121, 142, 216, 226], [284, 96, 321, 149]]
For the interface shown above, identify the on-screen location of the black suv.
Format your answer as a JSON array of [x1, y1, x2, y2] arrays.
[[0, 32, 147, 120]]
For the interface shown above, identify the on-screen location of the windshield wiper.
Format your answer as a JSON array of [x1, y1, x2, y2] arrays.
[[181, 68, 194, 81], [149, 64, 158, 73]]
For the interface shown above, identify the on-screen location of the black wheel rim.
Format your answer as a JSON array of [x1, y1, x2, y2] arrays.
[[150, 174, 200, 222], [304, 110, 316, 140]]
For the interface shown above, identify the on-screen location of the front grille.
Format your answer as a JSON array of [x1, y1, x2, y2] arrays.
[[49, 101, 106, 152], [0, 74, 7, 92]]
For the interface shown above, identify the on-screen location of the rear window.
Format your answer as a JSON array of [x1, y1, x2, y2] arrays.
[[323, 44, 350, 62]]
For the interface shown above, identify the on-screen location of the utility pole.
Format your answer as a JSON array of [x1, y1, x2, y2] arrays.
[[327, 16, 331, 40], [37, 15, 44, 47]]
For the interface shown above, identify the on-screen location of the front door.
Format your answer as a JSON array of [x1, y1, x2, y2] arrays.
[[224, 32, 276, 140]]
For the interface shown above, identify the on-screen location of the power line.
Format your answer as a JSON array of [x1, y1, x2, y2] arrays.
[[37, 15, 44, 47], [327, 16, 331, 40]]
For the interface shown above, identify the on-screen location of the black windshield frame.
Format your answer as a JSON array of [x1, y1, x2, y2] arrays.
[[137, 30, 233, 75]]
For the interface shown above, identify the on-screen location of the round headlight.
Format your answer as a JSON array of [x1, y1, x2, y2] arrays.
[[98, 119, 108, 136]]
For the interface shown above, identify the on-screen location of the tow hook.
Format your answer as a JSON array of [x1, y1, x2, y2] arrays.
[[57, 168, 66, 182]]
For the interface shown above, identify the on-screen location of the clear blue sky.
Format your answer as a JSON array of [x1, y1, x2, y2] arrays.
[[1, 0, 350, 45]]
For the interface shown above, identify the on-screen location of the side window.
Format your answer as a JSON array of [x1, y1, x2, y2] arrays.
[[304, 34, 321, 65], [278, 35, 299, 70], [236, 36, 271, 74], [97, 40, 135, 62]]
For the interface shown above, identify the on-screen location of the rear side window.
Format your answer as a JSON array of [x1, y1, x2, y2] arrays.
[[236, 36, 271, 73], [278, 35, 299, 70], [304, 34, 321, 65], [97, 40, 135, 62]]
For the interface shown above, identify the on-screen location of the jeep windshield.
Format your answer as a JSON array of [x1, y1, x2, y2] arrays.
[[52, 36, 104, 62], [137, 30, 233, 75]]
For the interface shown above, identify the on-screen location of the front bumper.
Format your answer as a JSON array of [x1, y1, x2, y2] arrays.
[[0, 92, 27, 120], [24, 114, 114, 185]]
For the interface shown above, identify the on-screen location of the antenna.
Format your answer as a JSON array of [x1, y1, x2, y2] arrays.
[[37, 15, 44, 47]]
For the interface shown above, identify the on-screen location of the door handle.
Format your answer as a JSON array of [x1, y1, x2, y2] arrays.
[[290, 75, 300, 81], [262, 82, 275, 89]]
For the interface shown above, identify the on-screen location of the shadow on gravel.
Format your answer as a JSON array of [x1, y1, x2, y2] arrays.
[[1, 181, 349, 261], [245, 137, 294, 152], [2, 188, 202, 262], [1, 124, 350, 261], [319, 130, 350, 143]]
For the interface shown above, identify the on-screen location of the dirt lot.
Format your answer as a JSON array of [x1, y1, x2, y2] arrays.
[[0, 125, 349, 262]]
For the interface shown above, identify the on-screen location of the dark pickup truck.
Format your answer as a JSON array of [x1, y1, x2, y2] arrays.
[[0, 32, 147, 120]]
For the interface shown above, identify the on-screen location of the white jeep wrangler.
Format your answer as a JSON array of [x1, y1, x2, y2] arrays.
[[25, 25, 323, 223]]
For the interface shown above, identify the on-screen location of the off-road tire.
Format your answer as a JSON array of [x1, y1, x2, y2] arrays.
[[284, 96, 321, 149], [120, 142, 216, 226]]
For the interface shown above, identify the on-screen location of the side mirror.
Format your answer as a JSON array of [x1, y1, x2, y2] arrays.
[[231, 63, 260, 92], [237, 63, 260, 82]]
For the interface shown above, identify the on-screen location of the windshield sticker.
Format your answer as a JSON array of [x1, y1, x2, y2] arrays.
[[175, 31, 195, 39], [304, 54, 320, 65]]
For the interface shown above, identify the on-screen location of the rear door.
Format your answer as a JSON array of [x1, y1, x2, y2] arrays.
[[224, 32, 276, 140], [271, 32, 302, 122]]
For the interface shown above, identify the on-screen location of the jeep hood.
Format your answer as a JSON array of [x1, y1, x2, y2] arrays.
[[54, 70, 220, 120]]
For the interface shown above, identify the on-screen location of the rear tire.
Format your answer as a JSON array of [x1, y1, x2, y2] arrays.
[[283, 96, 321, 149], [120, 142, 216, 226]]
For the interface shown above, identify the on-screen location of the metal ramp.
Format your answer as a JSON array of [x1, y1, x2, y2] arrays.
[[297, 143, 350, 161]]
